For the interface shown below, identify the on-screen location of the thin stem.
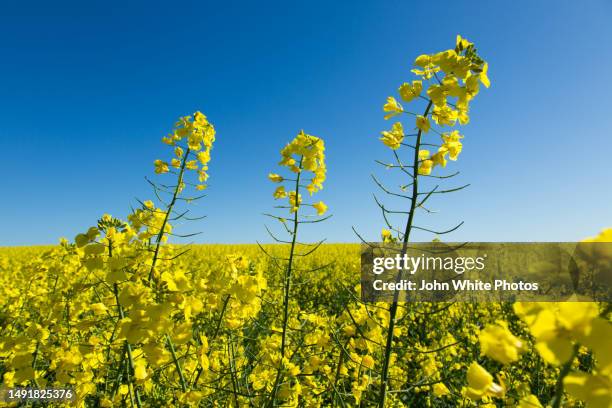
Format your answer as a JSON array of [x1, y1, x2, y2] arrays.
[[113, 284, 143, 408], [332, 341, 349, 408], [267, 158, 303, 406], [192, 294, 231, 387], [148, 147, 191, 282], [378, 99, 433, 408], [228, 332, 241, 407], [166, 334, 188, 392], [109, 240, 143, 408], [551, 344, 579, 408]]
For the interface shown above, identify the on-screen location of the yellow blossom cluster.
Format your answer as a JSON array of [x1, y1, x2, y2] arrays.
[[269, 130, 328, 216], [155, 111, 216, 190], [380, 35, 489, 176], [463, 227, 612, 407]]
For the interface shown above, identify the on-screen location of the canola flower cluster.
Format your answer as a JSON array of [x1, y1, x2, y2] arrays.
[[155, 111, 216, 191], [0, 36, 611, 408], [463, 281, 612, 408], [380, 35, 489, 176], [269, 130, 328, 215]]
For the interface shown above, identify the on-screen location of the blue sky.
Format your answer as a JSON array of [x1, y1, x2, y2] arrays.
[[1, 0, 611, 246]]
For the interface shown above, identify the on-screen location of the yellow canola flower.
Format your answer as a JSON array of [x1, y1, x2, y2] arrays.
[[513, 301, 602, 366], [197, 169, 209, 183], [432, 50, 472, 79], [564, 372, 612, 408], [154, 159, 169, 174], [288, 191, 302, 213], [465, 362, 505, 400], [416, 115, 430, 133], [432, 105, 458, 126], [196, 150, 210, 165], [180, 391, 204, 406], [412, 53, 440, 79], [479, 63, 491, 88], [187, 112, 216, 151], [155, 111, 216, 189], [90, 303, 108, 316], [432, 382, 450, 397], [134, 361, 148, 381], [581, 316, 612, 374], [431, 150, 447, 168], [419, 161, 434, 176], [414, 54, 431, 67], [272, 130, 327, 206], [517, 394, 543, 408], [427, 84, 448, 108], [456, 34, 473, 51], [249, 368, 276, 391], [479, 323, 524, 365], [380, 122, 404, 150], [361, 355, 375, 369], [398, 81, 422, 103], [383, 97, 403, 120], [465, 75, 481, 102], [273, 186, 287, 199], [381, 228, 396, 243], [313, 201, 328, 216], [556, 302, 600, 337], [268, 173, 283, 183], [441, 131, 463, 160], [142, 343, 171, 368], [75, 226, 99, 248], [418, 150, 433, 175]]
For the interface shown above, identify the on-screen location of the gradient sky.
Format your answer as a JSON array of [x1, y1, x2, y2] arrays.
[[1, 0, 611, 246]]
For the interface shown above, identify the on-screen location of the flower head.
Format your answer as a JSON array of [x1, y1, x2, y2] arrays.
[[383, 97, 403, 120], [312, 201, 328, 216], [465, 362, 505, 400], [399, 81, 422, 103], [268, 173, 284, 183], [154, 111, 216, 189], [479, 323, 524, 365], [270, 131, 328, 216], [380, 122, 404, 150]]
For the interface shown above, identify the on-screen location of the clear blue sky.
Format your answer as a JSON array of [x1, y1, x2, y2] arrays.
[[1, 1, 611, 246]]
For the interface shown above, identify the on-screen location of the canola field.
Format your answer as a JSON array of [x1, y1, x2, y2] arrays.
[[1, 243, 610, 407], [1, 35, 611, 407]]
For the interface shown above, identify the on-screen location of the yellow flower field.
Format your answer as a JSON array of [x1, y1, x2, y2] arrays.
[[0, 35, 610, 408], [1, 242, 610, 407]]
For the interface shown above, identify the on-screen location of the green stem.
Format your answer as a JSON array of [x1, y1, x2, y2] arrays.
[[147, 148, 193, 397], [111, 345, 126, 399], [551, 344, 579, 408], [228, 332, 241, 407], [378, 100, 433, 408], [109, 240, 143, 408], [167, 334, 188, 392], [267, 158, 303, 406], [192, 294, 231, 387], [113, 283, 143, 408], [148, 147, 191, 282], [332, 340, 349, 408]]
